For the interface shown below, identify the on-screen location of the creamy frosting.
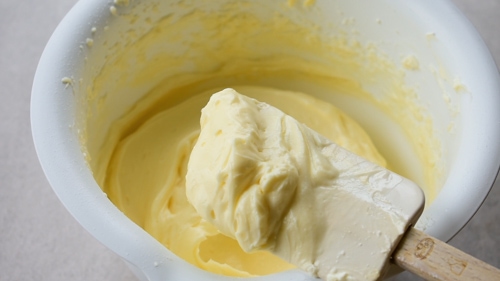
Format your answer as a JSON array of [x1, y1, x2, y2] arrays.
[[101, 86, 389, 277], [84, 1, 444, 277], [186, 89, 423, 280]]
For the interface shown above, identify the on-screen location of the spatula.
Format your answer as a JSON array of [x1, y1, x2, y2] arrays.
[[185, 88, 500, 281]]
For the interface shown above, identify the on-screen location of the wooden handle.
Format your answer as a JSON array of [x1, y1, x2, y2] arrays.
[[393, 228, 500, 281]]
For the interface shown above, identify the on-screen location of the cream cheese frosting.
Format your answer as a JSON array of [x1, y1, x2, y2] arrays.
[[84, 1, 446, 277], [186, 89, 423, 280], [101, 86, 390, 277]]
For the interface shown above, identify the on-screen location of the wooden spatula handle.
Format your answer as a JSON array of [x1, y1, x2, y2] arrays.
[[393, 228, 500, 281]]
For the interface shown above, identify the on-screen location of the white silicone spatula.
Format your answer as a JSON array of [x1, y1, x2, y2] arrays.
[[185, 89, 500, 281]]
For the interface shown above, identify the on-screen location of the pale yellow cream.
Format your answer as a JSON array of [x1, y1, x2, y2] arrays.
[[186, 89, 423, 280], [102, 86, 388, 276], [84, 1, 445, 277]]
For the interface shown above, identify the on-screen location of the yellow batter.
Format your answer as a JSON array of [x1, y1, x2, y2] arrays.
[[103, 86, 386, 276], [83, 0, 444, 278]]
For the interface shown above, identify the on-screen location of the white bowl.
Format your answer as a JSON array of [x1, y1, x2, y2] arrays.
[[32, 0, 500, 280]]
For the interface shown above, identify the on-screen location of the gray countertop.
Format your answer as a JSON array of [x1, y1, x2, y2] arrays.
[[1, 0, 498, 280]]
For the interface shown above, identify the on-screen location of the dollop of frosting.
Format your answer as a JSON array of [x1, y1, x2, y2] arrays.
[[186, 89, 423, 280], [186, 88, 340, 251]]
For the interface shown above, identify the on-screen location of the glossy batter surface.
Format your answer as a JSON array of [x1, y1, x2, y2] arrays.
[[102, 86, 387, 276]]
